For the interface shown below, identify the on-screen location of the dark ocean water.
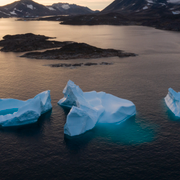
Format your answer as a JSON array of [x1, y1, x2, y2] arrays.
[[1, 18, 180, 180]]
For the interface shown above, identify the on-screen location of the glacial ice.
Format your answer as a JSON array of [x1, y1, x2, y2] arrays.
[[0, 90, 52, 127], [58, 80, 136, 136], [165, 88, 180, 117]]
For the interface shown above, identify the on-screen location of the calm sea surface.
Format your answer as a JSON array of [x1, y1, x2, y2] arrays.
[[1, 18, 180, 180]]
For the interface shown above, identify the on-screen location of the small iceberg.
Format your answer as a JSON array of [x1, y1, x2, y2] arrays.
[[165, 88, 180, 117], [0, 90, 52, 127], [58, 80, 136, 136]]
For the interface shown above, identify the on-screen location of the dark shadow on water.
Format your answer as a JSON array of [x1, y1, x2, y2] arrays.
[[0, 110, 52, 137], [64, 130, 96, 152], [59, 105, 71, 115], [166, 108, 180, 122], [64, 115, 156, 149]]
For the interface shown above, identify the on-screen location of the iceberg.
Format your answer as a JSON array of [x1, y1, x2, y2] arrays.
[[165, 88, 180, 117], [58, 80, 136, 136], [0, 90, 52, 127]]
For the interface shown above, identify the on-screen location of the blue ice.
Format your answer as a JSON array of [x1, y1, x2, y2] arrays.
[[58, 80, 136, 136], [165, 88, 180, 117], [0, 90, 52, 127]]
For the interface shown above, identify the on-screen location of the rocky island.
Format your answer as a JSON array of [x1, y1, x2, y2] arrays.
[[0, 33, 70, 52], [0, 33, 136, 62], [46, 62, 113, 68], [21, 42, 136, 60]]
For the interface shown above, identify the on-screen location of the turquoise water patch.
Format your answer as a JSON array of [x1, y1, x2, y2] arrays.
[[0, 108, 18, 116], [94, 116, 156, 145]]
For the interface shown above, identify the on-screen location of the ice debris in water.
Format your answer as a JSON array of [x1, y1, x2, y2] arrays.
[[165, 88, 180, 117], [0, 90, 52, 127], [58, 80, 136, 136]]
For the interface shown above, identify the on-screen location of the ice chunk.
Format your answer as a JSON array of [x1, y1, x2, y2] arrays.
[[0, 90, 52, 127], [165, 88, 180, 117], [64, 106, 99, 136], [58, 80, 136, 136]]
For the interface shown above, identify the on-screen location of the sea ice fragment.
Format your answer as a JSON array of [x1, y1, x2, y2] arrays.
[[165, 88, 180, 117], [0, 90, 52, 127], [58, 80, 136, 136]]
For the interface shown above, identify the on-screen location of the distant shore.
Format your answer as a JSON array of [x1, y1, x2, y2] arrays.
[[17, 12, 180, 32]]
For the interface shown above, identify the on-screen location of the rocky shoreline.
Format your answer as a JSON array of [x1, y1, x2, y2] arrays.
[[0, 33, 71, 52], [21, 42, 136, 60], [60, 13, 180, 31], [20, 12, 180, 32], [0, 33, 136, 60]]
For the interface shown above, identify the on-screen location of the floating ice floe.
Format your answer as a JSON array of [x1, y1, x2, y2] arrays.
[[58, 80, 136, 136], [0, 90, 52, 127], [165, 88, 180, 117]]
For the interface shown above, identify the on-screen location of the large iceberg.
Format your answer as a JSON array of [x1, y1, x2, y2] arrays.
[[0, 90, 52, 127], [165, 88, 180, 117], [58, 80, 136, 136]]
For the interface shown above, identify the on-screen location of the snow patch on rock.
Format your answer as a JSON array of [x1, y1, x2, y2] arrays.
[[27, 4, 35, 10], [143, 6, 148, 10], [167, 0, 180, 3], [62, 4, 70, 10], [159, 3, 166, 6], [10, 10, 17, 15], [46, 6, 56, 11], [14, 8, 22, 12], [172, 10, 180, 14], [0, 11, 10, 16], [146, 0, 154, 3]]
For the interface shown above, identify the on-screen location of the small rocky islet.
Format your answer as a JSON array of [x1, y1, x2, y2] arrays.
[[46, 62, 113, 68], [0, 33, 70, 52], [21, 42, 136, 60]]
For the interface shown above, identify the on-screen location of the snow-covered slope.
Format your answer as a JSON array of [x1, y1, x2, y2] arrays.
[[0, 0, 58, 17], [52, 3, 97, 15], [0, 0, 98, 18], [102, 0, 180, 15]]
